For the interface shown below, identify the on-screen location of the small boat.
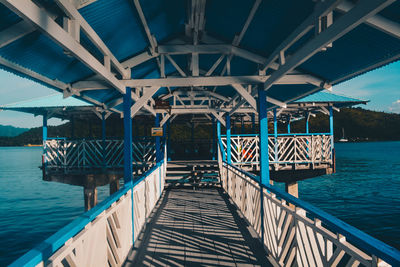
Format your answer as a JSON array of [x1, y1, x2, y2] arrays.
[[338, 128, 348, 142]]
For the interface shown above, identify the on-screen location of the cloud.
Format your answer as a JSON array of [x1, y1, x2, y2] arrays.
[[388, 100, 400, 113]]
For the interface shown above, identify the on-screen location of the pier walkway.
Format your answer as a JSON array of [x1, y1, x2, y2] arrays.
[[124, 187, 271, 266]]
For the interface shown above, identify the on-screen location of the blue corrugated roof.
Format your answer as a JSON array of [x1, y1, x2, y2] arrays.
[[294, 91, 367, 104], [0, 1, 398, 112], [0, 94, 92, 108]]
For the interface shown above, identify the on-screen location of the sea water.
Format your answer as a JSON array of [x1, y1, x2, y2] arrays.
[[0, 142, 399, 265]]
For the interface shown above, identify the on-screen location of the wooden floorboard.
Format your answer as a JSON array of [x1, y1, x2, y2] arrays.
[[124, 187, 272, 267]]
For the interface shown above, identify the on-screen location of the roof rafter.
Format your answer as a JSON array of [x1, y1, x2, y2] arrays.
[[336, 0, 400, 40], [0, 0, 127, 94], [263, 0, 396, 90]]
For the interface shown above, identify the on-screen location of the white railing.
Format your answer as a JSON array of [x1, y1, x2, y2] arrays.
[[220, 134, 333, 169], [45, 138, 156, 170], [11, 158, 167, 267], [220, 162, 399, 267]]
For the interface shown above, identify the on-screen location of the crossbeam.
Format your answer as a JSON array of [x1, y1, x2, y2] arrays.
[[263, 0, 396, 90], [123, 74, 326, 88]]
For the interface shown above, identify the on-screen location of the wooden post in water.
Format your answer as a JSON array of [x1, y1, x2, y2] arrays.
[[285, 181, 299, 198], [109, 178, 120, 195], [84, 174, 97, 211], [84, 187, 98, 211]]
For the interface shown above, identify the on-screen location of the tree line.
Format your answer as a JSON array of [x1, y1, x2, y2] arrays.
[[0, 107, 399, 146]]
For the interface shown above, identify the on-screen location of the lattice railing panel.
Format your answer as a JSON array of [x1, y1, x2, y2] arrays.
[[219, 134, 333, 167], [45, 138, 157, 170], [221, 163, 393, 267]]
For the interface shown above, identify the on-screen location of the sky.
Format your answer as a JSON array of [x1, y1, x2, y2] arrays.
[[0, 61, 399, 128]]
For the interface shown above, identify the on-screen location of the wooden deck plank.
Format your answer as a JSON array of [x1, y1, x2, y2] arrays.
[[123, 187, 272, 267]]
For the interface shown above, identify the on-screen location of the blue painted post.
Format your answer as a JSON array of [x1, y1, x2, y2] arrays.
[[212, 118, 216, 160], [101, 112, 106, 167], [251, 113, 255, 133], [329, 106, 334, 155], [306, 112, 310, 134], [167, 120, 171, 161], [287, 119, 291, 134], [226, 115, 231, 164], [258, 87, 270, 247], [123, 88, 133, 185], [42, 113, 48, 169], [155, 114, 161, 163], [216, 120, 225, 161], [273, 108, 278, 163]]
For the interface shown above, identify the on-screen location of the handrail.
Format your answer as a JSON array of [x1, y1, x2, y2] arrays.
[[220, 133, 332, 137], [223, 161, 400, 265], [10, 159, 165, 267]]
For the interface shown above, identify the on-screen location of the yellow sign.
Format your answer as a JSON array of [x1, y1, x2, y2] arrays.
[[151, 127, 163, 137]]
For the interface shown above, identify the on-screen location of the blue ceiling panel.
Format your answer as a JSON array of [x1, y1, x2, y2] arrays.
[[239, 0, 314, 57], [0, 32, 94, 83], [140, 0, 186, 43], [205, 0, 251, 43], [79, 0, 148, 62], [299, 24, 400, 84]]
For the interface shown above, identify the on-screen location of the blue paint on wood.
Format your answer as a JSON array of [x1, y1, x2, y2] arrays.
[[258, 88, 270, 247], [123, 88, 133, 185], [287, 121, 291, 133], [101, 112, 106, 166], [9, 161, 165, 267], [226, 115, 231, 164], [273, 108, 278, 163], [216, 120, 225, 161], [155, 113, 161, 163], [306, 112, 310, 134]]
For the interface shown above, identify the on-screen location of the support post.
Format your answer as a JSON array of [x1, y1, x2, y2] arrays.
[[167, 120, 171, 161], [155, 113, 161, 163], [241, 117, 244, 134], [217, 120, 225, 161], [306, 112, 310, 134], [101, 112, 106, 167], [285, 182, 299, 198], [123, 88, 133, 185], [251, 113, 255, 133], [42, 112, 48, 169], [329, 106, 334, 148], [257, 87, 270, 247], [84, 175, 97, 211], [287, 120, 291, 134], [226, 114, 231, 164], [329, 106, 335, 170], [273, 108, 278, 163], [109, 178, 120, 195], [212, 118, 216, 160], [84, 187, 98, 211]]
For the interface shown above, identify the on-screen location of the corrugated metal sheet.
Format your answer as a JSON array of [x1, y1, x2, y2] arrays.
[[0, 0, 398, 111]]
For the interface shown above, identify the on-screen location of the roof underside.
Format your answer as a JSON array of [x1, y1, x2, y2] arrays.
[[0, 0, 398, 118]]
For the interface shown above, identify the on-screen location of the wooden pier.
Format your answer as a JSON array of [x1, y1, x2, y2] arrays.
[[125, 187, 272, 266]]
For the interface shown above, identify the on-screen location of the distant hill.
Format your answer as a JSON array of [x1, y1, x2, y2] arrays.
[[0, 125, 29, 137], [0, 107, 399, 146]]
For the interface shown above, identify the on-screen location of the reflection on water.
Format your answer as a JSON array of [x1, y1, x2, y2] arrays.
[[0, 142, 399, 265]]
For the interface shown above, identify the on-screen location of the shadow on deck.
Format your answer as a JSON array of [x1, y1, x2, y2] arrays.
[[124, 187, 272, 267]]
